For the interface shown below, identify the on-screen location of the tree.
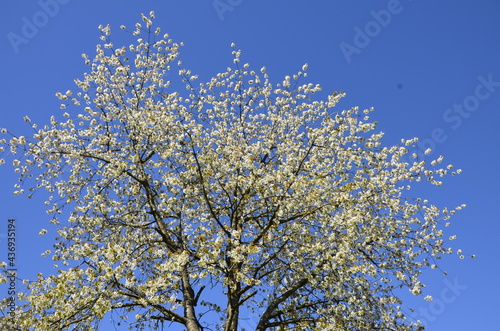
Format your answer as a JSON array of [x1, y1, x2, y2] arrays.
[[0, 12, 465, 331]]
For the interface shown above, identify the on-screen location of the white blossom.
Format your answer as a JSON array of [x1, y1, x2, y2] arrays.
[[0, 14, 467, 331]]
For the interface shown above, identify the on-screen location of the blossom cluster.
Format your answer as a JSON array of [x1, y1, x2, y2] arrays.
[[0, 12, 467, 331]]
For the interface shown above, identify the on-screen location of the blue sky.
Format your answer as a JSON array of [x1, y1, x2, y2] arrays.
[[0, 1, 499, 330]]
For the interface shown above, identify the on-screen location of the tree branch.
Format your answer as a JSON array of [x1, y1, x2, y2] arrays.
[[255, 277, 309, 331]]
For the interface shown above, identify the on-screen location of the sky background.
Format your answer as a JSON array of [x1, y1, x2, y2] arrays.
[[0, 0, 499, 330]]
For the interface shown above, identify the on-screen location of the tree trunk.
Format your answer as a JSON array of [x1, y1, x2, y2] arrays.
[[224, 286, 240, 331], [181, 267, 200, 331]]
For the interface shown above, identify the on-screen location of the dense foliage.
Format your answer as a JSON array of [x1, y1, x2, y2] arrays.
[[0, 12, 465, 331]]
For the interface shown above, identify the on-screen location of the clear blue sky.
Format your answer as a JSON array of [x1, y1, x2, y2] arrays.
[[1, 1, 499, 330]]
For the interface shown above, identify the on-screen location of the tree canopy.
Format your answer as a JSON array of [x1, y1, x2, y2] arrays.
[[0, 12, 466, 331]]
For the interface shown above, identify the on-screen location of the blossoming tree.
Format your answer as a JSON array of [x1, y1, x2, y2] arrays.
[[0, 12, 466, 331]]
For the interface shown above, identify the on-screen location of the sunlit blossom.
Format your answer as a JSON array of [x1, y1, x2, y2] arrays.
[[0, 14, 467, 331]]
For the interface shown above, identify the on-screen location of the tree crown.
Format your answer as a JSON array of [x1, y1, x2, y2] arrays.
[[0, 12, 467, 331]]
